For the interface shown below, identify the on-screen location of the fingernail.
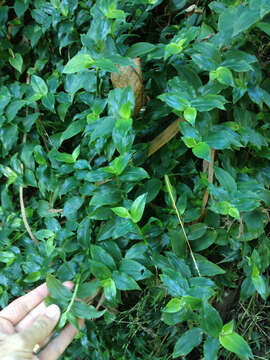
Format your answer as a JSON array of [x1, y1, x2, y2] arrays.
[[45, 304, 60, 320]]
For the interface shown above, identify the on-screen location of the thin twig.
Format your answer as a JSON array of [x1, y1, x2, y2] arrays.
[[49, 192, 62, 213], [20, 134, 39, 246], [19, 185, 39, 246], [48, 208, 63, 214], [91, 292, 106, 322], [200, 148, 215, 221], [86, 287, 102, 305], [237, 213, 244, 238], [96, 292, 105, 310], [165, 175, 201, 277]]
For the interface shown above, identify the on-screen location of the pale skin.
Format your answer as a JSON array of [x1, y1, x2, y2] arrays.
[[0, 282, 84, 360]]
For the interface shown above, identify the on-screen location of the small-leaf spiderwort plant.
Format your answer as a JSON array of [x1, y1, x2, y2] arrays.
[[0, 0, 270, 358]]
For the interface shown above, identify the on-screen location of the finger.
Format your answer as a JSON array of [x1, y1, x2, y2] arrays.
[[0, 317, 15, 339], [0, 283, 49, 325], [15, 282, 74, 332], [38, 318, 84, 360], [19, 304, 61, 349], [15, 301, 47, 332], [15, 301, 50, 349]]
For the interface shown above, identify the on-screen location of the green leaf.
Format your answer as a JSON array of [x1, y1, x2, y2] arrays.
[[257, 22, 270, 35], [0, 165, 18, 185], [90, 186, 122, 207], [41, 93, 55, 112], [0, 251, 15, 264], [46, 274, 73, 301], [228, 207, 240, 220], [31, 75, 48, 97], [194, 254, 225, 276], [215, 167, 237, 193], [49, 149, 75, 164], [126, 42, 156, 57], [125, 242, 148, 259], [200, 301, 223, 338], [158, 92, 190, 112], [169, 229, 187, 258], [119, 167, 149, 182], [173, 328, 202, 357], [35, 229, 55, 240], [24, 271, 41, 283], [160, 271, 189, 297], [60, 119, 85, 145], [89, 260, 112, 280], [90, 245, 116, 270], [192, 142, 211, 161], [106, 8, 125, 19], [0, 86, 11, 112], [119, 259, 152, 281], [165, 42, 182, 60], [62, 196, 84, 217], [222, 320, 234, 335], [191, 94, 227, 111], [6, 100, 25, 121], [14, 0, 29, 17], [251, 265, 268, 300], [77, 280, 100, 299], [63, 54, 94, 74], [116, 117, 132, 136], [90, 117, 115, 142], [9, 53, 23, 73], [33, 145, 47, 166], [163, 298, 182, 313], [188, 223, 207, 241], [100, 278, 116, 301], [112, 270, 141, 290], [72, 301, 106, 319], [184, 107, 197, 126], [111, 207, 131, 219], [111, 153, 130, 175], [136, 178, 162, 203], [119, 102, 132, 120], [181, 295, 202, 310], [220, 331, 254, 360], [72, 145, 80, 162], [192, 230, 217, 252], [204, 337, 220, 360], [130, 193, 147, 223], [94, 58, 119, 72], [215, 66, 234, 87]]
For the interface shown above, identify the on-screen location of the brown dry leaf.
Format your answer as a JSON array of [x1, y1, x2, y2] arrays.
[[198, 148, 215, 222], [185, 4, 203, 15], [148, 119, 183, 157], [111, 57, 146, 117]]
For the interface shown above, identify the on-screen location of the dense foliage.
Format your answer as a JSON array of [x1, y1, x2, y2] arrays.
[[1, 0, 270, 358]]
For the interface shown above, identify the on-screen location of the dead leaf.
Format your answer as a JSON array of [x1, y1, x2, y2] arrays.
[[111, 57, 146, 117], [148, 119, 183, 157], [185, 4, 203, 14]]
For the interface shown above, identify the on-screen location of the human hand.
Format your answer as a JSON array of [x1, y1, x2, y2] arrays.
[[0, 282, 84, 360]]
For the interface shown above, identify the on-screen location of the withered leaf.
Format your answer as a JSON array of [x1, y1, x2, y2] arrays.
[[111, 57, 146, 117]]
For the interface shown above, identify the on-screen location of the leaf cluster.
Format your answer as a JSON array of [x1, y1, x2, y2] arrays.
[[1, 0, 270, 359]]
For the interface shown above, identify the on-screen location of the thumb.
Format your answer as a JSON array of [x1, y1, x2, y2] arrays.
[[19, 304, 61, 349]]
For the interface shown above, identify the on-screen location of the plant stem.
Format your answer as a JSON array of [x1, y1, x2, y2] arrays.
[[136, 223, 148, 245], [165, 175, 201, 277], [65, 274, 81, 314]]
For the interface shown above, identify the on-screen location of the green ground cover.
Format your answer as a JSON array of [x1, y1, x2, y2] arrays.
[[1, 0, 270, 358]]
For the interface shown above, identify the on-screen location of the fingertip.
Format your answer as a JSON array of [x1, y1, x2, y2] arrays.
[[45, 304, 61, 321], [78, 318, 85, 329], [63, 281, 74, 290]]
